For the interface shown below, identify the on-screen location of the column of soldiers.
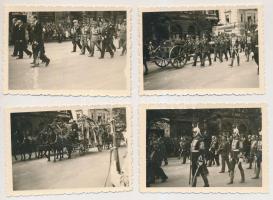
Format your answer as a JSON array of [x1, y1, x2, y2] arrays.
[[70, 18, 127, 59], [146, 124, 262, 187], [10, 16, 51, 67]]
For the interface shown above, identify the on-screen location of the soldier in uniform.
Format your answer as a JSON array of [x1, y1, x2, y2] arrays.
[[245, 31, 252, 62], [89, 22, 101, 57], [80, 22, 91, 55], [213, 35, 223, 63], [190, 125, 209, 187], [179, 136, 189, 164], [119, 19, 127, 56], [229, 34, 240, 67], [71, 20, 82, 53], [252, 29, 259, 74], [228, 126, 245, 184], [218, 135, 230, 173], [99, 21, 114, 59], [192, 36, 202, 67], [201, 35, 212, 67], [252, 131, 262, 179], [11, 18, 19, 57], [158, 134, 168, 166], [208, 136, 220, 167], [247, 135, 257, 169]]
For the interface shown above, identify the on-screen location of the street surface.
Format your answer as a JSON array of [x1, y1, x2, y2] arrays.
[[152, 157, 262, 187], [9, 41, 127, 90], [12, 147, 128, 190], [144, 53, 259, 90]]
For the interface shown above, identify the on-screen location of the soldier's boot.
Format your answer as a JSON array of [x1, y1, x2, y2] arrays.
[[192, 177, 197, 187], [227, 171, 234, 184], [237, 56, 240, 66], [252, 167, 260, 179], [203, 175, 209, 187], [247, 162, 252, 169], [229, 58, 234, 67], [240, 170, 245, 183]]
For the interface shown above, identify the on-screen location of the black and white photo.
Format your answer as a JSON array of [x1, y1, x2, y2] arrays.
[[5, 106, 131, 195]]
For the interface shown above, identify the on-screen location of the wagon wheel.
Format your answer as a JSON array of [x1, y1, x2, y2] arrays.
[[169, 45, 187, 68], [154, 47, 169, 68]]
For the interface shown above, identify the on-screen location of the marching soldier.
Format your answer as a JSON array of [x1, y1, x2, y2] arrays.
[[228, 126, 245, 184], [99, 21, 114, 59], [80, 22, 91, 55], [213, 35, 223, 63], [229, 34, 240, 67], [218, 135, 230, 173], [208, 136, 220, 167], [11, 18, 19, 57], [252, 131, 262, 179], [190, 125, 209, 187], [201, 35, 212, 67], [247, 135, 257, 169], [192, 36, 202, 67], [252, 28, 259, 74], [89, 22, 101, 57], [71, 20, 82, 53]]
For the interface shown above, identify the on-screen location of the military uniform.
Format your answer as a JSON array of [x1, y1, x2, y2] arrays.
[[218, 136, 230, 173], [119, 22, 127, 56], [191, 134, 209, 187], [228, 132, 245, 184], [80, 25, 91, 55], [213, 36, 223, 62], [89, 25, 101, 57], [71, 23, 82, 52], [179, 137, 189, 164], [99, 24, 114, 59], [252, 134, 262, 179], [201, 37, 211, 67], [247, 136, 257, 169], [230, 36, 240, 67], [208, 136, 220, 167], [192, 37, 202, 67], [245, 34, 252, 62]]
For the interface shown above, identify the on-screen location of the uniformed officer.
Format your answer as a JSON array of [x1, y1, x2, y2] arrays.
[[218, 135, 231, 173], [179, 136, 189, 164], [71, 20, 82, 52], [201, 35, 212, 67], [16, 20, 32, 59], [89, 22, 101, 57], [252, 131, 262, 179], [247, 135, 257, 169], [158, 135, 168, 166], [228, 126, 245, 184], [229, 34, 240, 67], [192, 36, 202, 67], [80, 22, 91, 55], [11, 18, 19, 57], [213, 35, 223, 63], [252, 29, 259, 74], [99, 21, 114, 59], [208, 136, 220, 167], [190, 125, 209, 187], [245, 31, 252, 62]]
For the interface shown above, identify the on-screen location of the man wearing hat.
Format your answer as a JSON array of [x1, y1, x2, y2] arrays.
[[190, 124, 209, 187], [229, 33, 240, 67], [218, 135, 231, 173], [71, 19, 82, 52], [192, 36, 202, 67], [228, 126, 245, 184], [89, 22, 101, 57], [99, 20, 114, 59], [252, 131, 262, 179]]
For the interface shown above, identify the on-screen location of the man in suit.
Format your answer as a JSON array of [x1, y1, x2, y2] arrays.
[[31, 15, 50, 67], [16, 20, 32, 59]]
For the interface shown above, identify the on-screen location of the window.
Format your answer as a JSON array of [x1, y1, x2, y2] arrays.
[[225, 14, 230, 23]]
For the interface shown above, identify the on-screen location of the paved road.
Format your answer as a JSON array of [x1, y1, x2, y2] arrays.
[[144, 53, 259, 90], [9, 41, 127, 90], [12, 147, 128, 190], [151, 157, 262, 187]]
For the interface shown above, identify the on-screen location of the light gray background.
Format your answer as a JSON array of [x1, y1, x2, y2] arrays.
[[0, 0, 272, 199]]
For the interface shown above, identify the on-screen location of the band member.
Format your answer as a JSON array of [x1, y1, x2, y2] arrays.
[[89, 22, 101, 57], [119, 19, 127, 56], [228, 126, 245, 184], [190, 125, 209, 187], [229, 34, 240, 67], [31, 15, 50, 67], [11, 17, 19, 57], [252, 131, 262, 179], [218, 135, 230, 173], [80, 22, 91, 55], [71, 20, 82, 52], [16, 20, 32, 59]]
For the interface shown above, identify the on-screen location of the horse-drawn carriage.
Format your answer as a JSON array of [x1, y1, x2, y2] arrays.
[[147, 39, 194, 69]]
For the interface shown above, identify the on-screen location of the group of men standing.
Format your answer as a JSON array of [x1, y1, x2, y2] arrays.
[[146, 125, 262, 187], [70, 18, 127, 59], [11, 16, 50, 67]]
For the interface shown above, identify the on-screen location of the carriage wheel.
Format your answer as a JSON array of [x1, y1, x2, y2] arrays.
[[169, 45, 187, 68], [154, 48, 169, 68]]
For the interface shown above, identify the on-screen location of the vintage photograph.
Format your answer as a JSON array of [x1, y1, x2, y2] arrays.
[[5, 106, 131, 195], [4, 6, 130, 96], [140, 104, 268, 192], [141, 6, 263, 95]]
